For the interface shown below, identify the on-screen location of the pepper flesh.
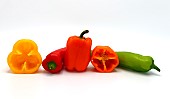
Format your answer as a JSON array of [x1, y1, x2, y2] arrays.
[[91, 46, 119, 72], [7, 39, 42, 74], [64, 30, 92, 72], [42, 48, 66, 73]]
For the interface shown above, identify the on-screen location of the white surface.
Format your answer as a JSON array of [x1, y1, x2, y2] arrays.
[[0, 0, 170, 99]]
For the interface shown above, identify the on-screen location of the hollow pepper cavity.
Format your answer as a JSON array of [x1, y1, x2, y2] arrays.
[[91, 46, 119, 72], [7, 39, 42, 74], [64, 30, 92, 72]]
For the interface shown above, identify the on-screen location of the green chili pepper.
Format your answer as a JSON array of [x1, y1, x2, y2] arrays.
[[116, 52, 160, 72]]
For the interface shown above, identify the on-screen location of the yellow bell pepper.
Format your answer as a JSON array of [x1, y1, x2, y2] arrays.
[[7, 39, 42, 74]]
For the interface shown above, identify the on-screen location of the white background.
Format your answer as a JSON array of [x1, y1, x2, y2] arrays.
[[0, 0, 170, 99]]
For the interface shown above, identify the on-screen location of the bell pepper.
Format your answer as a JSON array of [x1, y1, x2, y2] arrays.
[[64, 30, 92, 72], [42, 48, 66, 73], [7, 39, 42, 74], [91, 46, 119, 72]]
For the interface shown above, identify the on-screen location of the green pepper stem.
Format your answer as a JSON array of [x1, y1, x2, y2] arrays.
[[152, 64, 160, 72], [47, 61, 57, 70], [80, 30, 89, 38]]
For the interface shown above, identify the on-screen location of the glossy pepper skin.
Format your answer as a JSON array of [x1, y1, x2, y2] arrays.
[[7, 39, 42, 74], [64, 30, 92, 72], [116, 52, 160, 72], [42, 48, 66, 74], [91, 46, 119, 72]]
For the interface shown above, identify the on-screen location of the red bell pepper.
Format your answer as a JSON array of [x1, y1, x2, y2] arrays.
[[64, 30, 92, 72], [42, 48, 66, 73]]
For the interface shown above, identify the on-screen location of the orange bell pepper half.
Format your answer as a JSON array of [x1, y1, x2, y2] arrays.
[[91, 46, 119, 72], [65, 30, 92, 72], [7, 39, 42, 74]]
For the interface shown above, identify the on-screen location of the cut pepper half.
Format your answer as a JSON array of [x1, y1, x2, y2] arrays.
[[91, 46, 119, 72], [7, 39, 42, 74]]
